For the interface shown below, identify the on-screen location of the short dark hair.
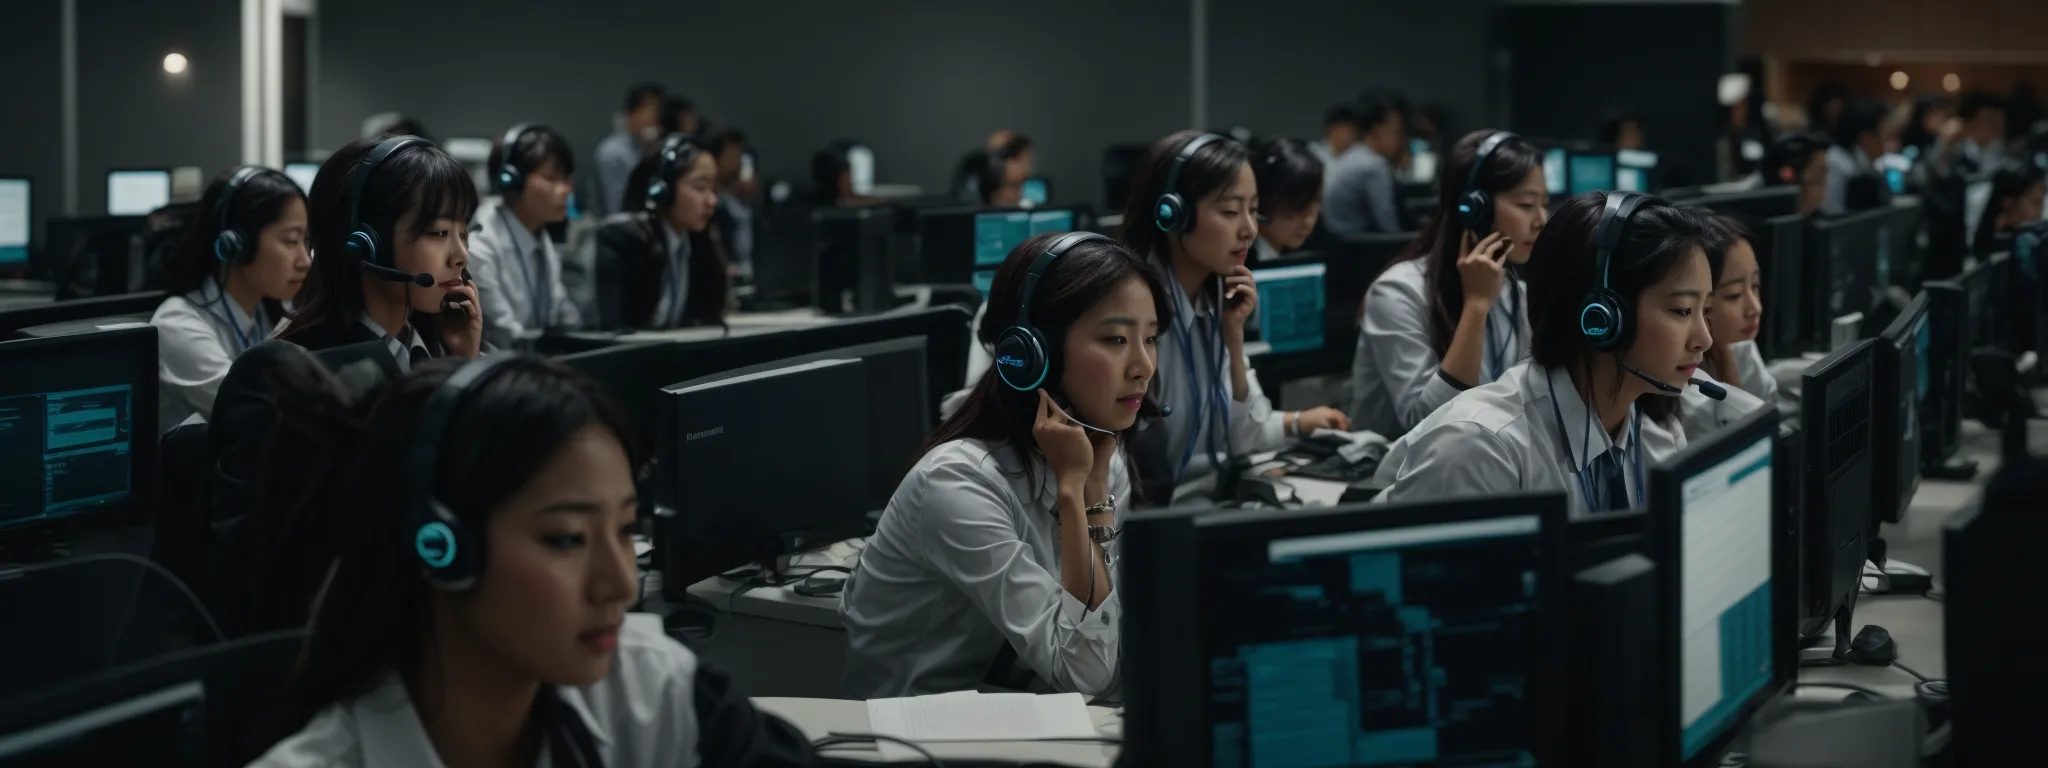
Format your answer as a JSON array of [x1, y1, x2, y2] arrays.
[[1958, 90, 2008, 121], [1358, 95, 1401, 132], [658, 96, 697, 135], [1323, 102, 1365, 129], [1762, 132, 1826, 186], [486, 124, 575, 181], [1249, 136, 1323, 217], [706, 127, 747, 157], [623, 82, 665, 113], [1832, 100, 1888, 148], [1599, 110, 1641, 146]]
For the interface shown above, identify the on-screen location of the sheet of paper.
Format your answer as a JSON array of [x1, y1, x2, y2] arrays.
[[866, 691, 1096, 750]]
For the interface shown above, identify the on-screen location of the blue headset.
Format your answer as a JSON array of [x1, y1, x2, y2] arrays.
[[1456, 131, 1518, 236], [343, 135, 431, 273], [993, 231, 1113, 391], [406, 354, 519, 590], [1152, 133, 1226, 232], [212, 165, 284, 265], [643, 133, 705, 213], [1579, 191, 1653, 350], [494, 123, 537, 195]]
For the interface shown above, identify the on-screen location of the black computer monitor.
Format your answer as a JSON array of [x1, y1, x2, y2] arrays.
[[1955, 252, 2002, 352], [1669, 186, 1799, 221], [1757, 213, 1810, 359], [2016, 224, 2046, 360], [1021, 177, 1050, 206], [105, 169, 170, 216], [1944, 453, 2044, 764], [1918, 279, 1969, 472], [0, 327, 156, 549], [39, 216, 146, 292], [1567, 508, 1646, 573], [1804, 207, 1889, 347], [1102, 144, 1148, 211], [1563, 507, 1656, 766], [656, 358, 867, 590], [1567, 150, 1617, 195], [1881, 200, 1925, 291], [1796, 340, 1874, 642], [1317, 232, 1411, 354], [1121, 493, 1569, 766], [0, 176, 28, 269], [1247, 259, 1326, 353], [1647, 407, 1790, 766], [915, 206, 1082, 291], [812, 206, 894, 315], [556, 342, 685, 460], [1872, 293, 1929, 526]]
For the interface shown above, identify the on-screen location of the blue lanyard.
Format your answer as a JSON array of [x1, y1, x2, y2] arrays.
[[1484, 286, 1520, 382], [1544, 370, 1644, 511], [202, 283, 258, 355], [500, 209, 551, 326], [1171, 288, 1233, 478]]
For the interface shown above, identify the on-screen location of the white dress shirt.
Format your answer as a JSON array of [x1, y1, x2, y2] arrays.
[[469, 198, 579, 348], [1373, 363, 1687, 518], [841, 437, 1128, 699], [649, 222, 693, 329], [149, 279, 270, 433], [1349, 257, 1530, 440], [1730, 340, 1779, 404], [360, 314, 433, 373], [1678, 366, 1768, 440], [248, 614, 702, 768], [1149, 260, 1288, 484]]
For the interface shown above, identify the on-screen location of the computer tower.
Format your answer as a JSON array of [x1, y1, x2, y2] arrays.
[[1568, 553, 1658, 768]]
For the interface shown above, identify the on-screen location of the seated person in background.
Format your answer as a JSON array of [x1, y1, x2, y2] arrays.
[[1699, 214, 1779, 405], [1375, 192, 1724, 518], [1350, 130, 1547, 439], [1762, 131, 1830, 217], [1321, 95, 1406, 236], [593, 134, 729, 330], [150, 166, 309, 433], [968, 135, 1033, 208], [841, 233, 1161, 699], [1972, 160, 2045, 258], [658, 94, 699, 137], [470, 124, 581, 349], [247, 356, 816, 767], [1247, 136, 1324, 263], [595, 82, 665, 217], [1309, 102, 1364, 166], [274, 136, 483, 371], [709, 127, 757, 279], [1601, 109, 1647, 150], [1823, 101, 1891, 216], [808, 146, 877, 208]]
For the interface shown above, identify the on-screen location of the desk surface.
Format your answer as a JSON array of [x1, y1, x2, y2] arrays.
[[682, 541, 861, 629], [753, 697, 1121, 766]]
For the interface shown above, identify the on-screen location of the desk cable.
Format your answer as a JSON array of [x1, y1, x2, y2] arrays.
[[812, 733, 944, 766], [1, 553, 226, 645], [716, 565, 854, 612]]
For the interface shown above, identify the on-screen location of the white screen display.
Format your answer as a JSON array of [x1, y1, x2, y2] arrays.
[[1678, 436, 1774, 759], [107, 170, 171, 215]]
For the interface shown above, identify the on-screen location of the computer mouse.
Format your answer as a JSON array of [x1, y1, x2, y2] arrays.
[[1841, 691, 1886, 705], [1236, 477, 1294, 508], [1846, 625, 1898, 666]]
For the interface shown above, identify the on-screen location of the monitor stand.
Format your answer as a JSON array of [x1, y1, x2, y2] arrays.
[[1796, 604, 1863, 667], [1862, 537, 1935, 594]]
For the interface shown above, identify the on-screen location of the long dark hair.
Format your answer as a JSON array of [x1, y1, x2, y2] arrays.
[[1699, 211, 1758, 382], [159, 167, 303, 321], [916, 233, 1169, 501], [1116, 130, 1251, 289], [1397, 129, 1545, 356], [1975, 160, 2045, 256], [620, 134, 729, 324], [272, 355, 638, 733], [278, 137, 478, 346], [1523, 193, 1728, 427]]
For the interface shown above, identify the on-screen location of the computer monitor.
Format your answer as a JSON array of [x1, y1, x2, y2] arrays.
[[556, 342, 680, 460], [282, 163, 319, 195], [1919, 280, 1968, 470], [1102, 144, 1148, 211], [915, 207, 1078, 291], [1544, 148, 1568, 195], [845, 144, 875, 196], [657, 358, 867, 589], [1758, 214, 1810, 359], [1567, 151, 1617, 195], [1121, 493, 1569, 766], [2015, 223, 2046, 361], [1567, 508, 1646, 573], [1881, 199, 1925, 291], [1944, 453, 2045, 764], [1872, 293, 1929, 526], [1955, 252, 2001, 351], [0, 176, 29, 267], [0, 327, 157, 546], [1804, 206, 1889, 344], [812, 205, 894, 315], [1647, 407, 1788, 765], [1020, 177, 1050, 206], [1616, 149, 1659, 194], [1248, 261, 1325, 353], [1667, 187, 1799, 222], [1565, 507, 1657, 767], [1796, 340, 1873, 642], [105, 170, 171, 216]]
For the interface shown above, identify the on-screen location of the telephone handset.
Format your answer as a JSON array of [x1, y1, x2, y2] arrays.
[[442, 268, 474, 312]]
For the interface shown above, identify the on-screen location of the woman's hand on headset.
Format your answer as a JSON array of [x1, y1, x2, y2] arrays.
[[1219, 265, 1260, 347], [439, 281, 484, 358], [1457, 231, 1512, 314], [1035, 389, 1095, 498]]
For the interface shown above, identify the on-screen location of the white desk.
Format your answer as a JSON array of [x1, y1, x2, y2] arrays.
[[753, 697, 1121, 766]]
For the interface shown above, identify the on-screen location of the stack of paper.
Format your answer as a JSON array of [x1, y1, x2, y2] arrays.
[[865, 691, 1097, 759]]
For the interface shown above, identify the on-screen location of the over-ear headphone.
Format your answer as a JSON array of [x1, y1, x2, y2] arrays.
[[1153, 133, 1225, 232], [644, 133, 704, 213], [1457, 131, 1518, 236], [407, 354, 518, 590], [1580, 191, 1653, 350], [213, 165, 282, 265], [343, 135, 431, 272], [993, 231, 1113, 391], [494, 123, 537, 195]]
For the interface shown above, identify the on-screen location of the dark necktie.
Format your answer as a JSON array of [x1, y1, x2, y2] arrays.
[[1588, 446, 1632, 513], [409, 345, 430, 369]]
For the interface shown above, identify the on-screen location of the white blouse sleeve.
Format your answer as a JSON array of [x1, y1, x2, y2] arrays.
[[1379, 420, 1522, 504], [152, 301, 235, 425], [1359, 275, 1464, 432]]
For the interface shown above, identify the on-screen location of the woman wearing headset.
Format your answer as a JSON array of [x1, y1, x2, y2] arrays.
[[1972, 159, 2046, 258], [1349, 130, 1547, 439], [248, 355, 815, 766], [1699, 214, 1778, 405], [470, 124, 581, 349], [841, 233, 1163, 699], [592, 133, 728, 330], [1376, 192, 1724, 518], [1248, 136, 1324, 264], [1117, 131, 1348, 494], [149, 166, 310, 432], [275, 136, 483, 370]]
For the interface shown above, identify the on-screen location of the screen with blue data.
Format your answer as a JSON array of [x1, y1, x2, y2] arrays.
[[971, 210, 1074, 293], [1021, 178, 1049, 206], [1201, 514, 1543, 767], [1678, 435, 1774, 761], [0, 385, 135, 529], [0, 177, 28, 266], [1568, 154, 1616, 195], [1250, 263, 1325, 353], [1544, 149, 1566, 195]]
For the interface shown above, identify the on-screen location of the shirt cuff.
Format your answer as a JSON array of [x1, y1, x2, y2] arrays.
[[1057, 589, 1121, 642], [1436, 366, 1474, 391]]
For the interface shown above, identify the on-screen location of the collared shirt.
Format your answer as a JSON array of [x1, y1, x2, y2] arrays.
[[1321, 144, 1401, 236], [595, 130, 640, 218], [149, 279, 271, 433], [248, 614, 704, 768], [1823, 145, 1874, 216], [1678, 366, 1768, 440], [1373, 363, 1687, 518], [841, 438, 1128, 699], [359, 314, 433, 373], [470, 198, 580, 348], [1731, 340, 1779, 405], [1250, 236, 1282, 266], [649, 222, 693, 329], [1349, 257, 1530, 439], [1307, 140, 1337, 167], [1147, 259, 1287, 484]]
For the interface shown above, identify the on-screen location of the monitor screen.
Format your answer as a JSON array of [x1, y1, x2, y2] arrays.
[[1250, 262, 1326, 353], [1675, 432, 1774, 761], [1568, 154, 1616, 196], [970, 209, 1073, 295], [846, 145, 875, 196], [1617, 168, 1648, 193], [0, 177, 28, 266], [0, 328, 155, 533], [1021, 177, 1049, 206], [1202, 511, 1547, 765], [283, 163, 319, 195], [1544, 148, 1567, 195], [0, 680, 204, 762], [106, 170, 170, 216], [1617, 149, 1659, 170]]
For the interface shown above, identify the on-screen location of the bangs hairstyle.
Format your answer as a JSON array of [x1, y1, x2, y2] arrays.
[[274, 356, 639, 735], [918, 233, 1169, 500], [1522, 193, 1727, 426], [159, 167, 305, 300], [1249, 136, 1324, 217], [1117, 130, 1252, 267], [1702, 210, 1759, 284], [488, 125, 576, 180], [1394, 129, 1545, 356], [280, 137, 478, 344]]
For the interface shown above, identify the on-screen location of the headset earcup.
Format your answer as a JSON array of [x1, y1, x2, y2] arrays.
[[345, 228, 382, 267], [1458, 190, 1493, 235], [993, 326, 1049, 391], [497, 164, 522, 195], [1153, 194, 1185, 232], [414, 501, 482, 590], [213, 230, 245, 264], [1579, 290, 1629, 350], [645, 181, 668, 212]]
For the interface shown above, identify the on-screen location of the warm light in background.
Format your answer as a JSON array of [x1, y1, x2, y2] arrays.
[[1864, 53, 1884, 67], [162, 52, 188, 75], [1943, 73, 1962, 92], [1890, 71, 1910, 90]]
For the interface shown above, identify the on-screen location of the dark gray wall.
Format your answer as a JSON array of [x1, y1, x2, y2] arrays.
[[1208, 0, 1498, 142], [76, 0, 245, 215], [316, 0, 1193, 210], [0, 1, 65, 241]]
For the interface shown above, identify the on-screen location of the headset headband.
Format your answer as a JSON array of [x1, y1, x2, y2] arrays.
[[214, 165, 268, 239], [1594, 191, 1653, 289], [1164, 133, 1224, 202], [1016, 232, 1109, 329], [1465, 131, 1517, 198], [406, 354, 520, 587], [347, 136, 429, 238], [499, 123, 536, 168]]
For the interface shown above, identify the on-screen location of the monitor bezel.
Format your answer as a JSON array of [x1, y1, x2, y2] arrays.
[[1797, 339, 1876, 640], [0, 174, 31, 259], [1873, 292, 1930, 524], [0, 325, 159, 538]]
